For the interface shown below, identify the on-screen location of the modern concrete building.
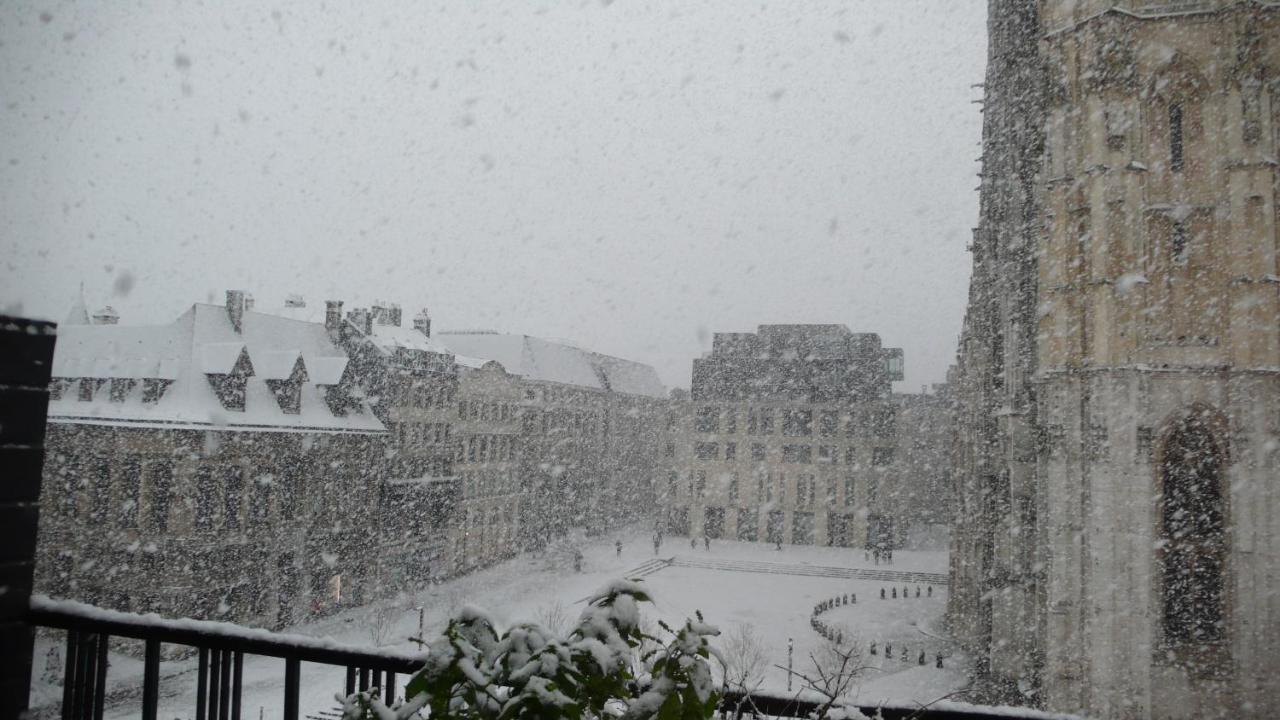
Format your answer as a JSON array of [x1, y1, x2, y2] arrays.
[[950, 2, 1280, 717], [666, 324, 904, 549]]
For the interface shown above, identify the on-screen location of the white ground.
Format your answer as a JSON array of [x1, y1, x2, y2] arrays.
[[29, 528, 970, 719]]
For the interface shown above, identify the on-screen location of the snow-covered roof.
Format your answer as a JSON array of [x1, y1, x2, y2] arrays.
[[48, 303, 384, 435], [366, 323, 453, 355], [436, 332, 666, 398]]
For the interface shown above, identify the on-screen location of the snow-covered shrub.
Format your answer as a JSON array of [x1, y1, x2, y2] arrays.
[[341, 579, 720, 720]]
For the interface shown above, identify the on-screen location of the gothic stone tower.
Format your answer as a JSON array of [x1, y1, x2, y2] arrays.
[[1035, 1, 1280, 717]]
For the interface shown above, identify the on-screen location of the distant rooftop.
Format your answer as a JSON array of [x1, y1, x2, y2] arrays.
[[437, 331, 666, 398]]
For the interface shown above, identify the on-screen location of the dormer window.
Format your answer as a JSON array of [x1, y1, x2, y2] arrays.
[[109, 379, 136, 403], [78, 379, 104, 402], [264, 356, 308, 415], [208, 372, 248, 412], [141, 379, 173, 405], [49, 378, 72, 401], [202, 344, 254, 412]]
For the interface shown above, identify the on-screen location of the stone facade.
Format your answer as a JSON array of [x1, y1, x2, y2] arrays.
[[36, 295, 388, 629], [666, 325, 904, 548], [435, 332, 669, 550], [450, 360, 524, 573], [336, 302, 460, 587], [951, 1, 1280, 716]]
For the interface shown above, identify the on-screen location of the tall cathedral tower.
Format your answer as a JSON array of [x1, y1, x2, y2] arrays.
[[953, 1, 1280, 717]]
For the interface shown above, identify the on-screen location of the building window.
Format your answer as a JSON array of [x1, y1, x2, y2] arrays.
[[782, 445, 812, 464], [1171, 221, 1189, 264], [746, 410, 758, 435], [845, 447, 857, 466], [737, 508, 758, 542], [728, 475, 739, 505], [1169, 103, 1184, 173], [783, 410, 813, 437], [119, 458, 141, 529], [664, 442, 675, 458], [872, 447, 894, 466], [817, 445, 836, 463], [751, 443, 766, 462], [1159, 414, 1226, 645], [844, 476, 856, 506], [819, 411, 838, 438], [759, 411, 775, 436], [724, 442, 737, 461], [724, 410, 737, 434], [250, 475, 272, 526], [224, 467, 244, 530], [195, 467, 216, 529], [695, 406, 720, 433], [146, 461, 172, 532], [694, 442, 719, 461], [695, 471, 707, 498]]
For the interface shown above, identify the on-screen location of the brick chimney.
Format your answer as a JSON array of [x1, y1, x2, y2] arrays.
[[226, 290, 246, 333], [413, 308, 431, 337], [390, 303, 402, 327], [325, 300, 344, 332], [348, 308, 372, 336]]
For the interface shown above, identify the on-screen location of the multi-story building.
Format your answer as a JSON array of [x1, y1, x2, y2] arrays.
[[436, 331, 668, 548], [449, 357, 524, 573], [951, 2, 1280, 717], [335, 302, 460, 587], [36, 292, 387, 629], [880, 389, 953, 548], [667, 324, 904, 548]]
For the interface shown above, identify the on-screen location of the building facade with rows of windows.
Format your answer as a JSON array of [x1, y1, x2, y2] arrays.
[[950, 1, 1280, 717], [37, 292, 388, 630], [665, 324, 904, 549]]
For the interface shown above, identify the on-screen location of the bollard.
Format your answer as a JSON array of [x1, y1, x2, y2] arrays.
[[928, 586, 933, 597], [852, 593, 857, 604], [892, 588, 897, 599], [880, 588, 886, 600], [916, 587, 921, 598]]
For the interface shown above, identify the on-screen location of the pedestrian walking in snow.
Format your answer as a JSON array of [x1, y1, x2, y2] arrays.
[[703, 536, 710, 551], [653, 535, 660, 555], [573, 550, 583, 573], [691, 537, 697, 550], [928, 586, 933, 597], [616, 540, 622, 557]]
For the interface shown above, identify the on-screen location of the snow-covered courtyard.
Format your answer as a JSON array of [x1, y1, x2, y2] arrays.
[[30, 529, 967, 719]]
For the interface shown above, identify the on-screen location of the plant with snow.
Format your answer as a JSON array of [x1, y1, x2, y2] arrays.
[[779, 631, 869, 720], [341, 579, 721, 720], [367, 600, 403, 647], [717, 623, 768, 720]]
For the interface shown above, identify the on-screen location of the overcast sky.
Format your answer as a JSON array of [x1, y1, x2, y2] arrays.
[[1, 0, 986, 390]]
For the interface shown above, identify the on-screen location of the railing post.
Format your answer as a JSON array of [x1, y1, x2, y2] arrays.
[[142, 637, 160, 720], [283, 658, 300, 720], [197, 648, 209, 720], [231, 651, 243, 720], [219, 649, 232, 720], [60, 630, 77, 720], [92, 633, 108, 720], [0, 316, 56, 720]]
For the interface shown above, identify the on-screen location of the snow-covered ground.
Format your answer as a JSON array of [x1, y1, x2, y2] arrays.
[[29, 528, 969, 718]]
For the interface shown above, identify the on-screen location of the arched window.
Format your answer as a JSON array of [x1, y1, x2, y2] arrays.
[[1159, 414, 1226, 645]]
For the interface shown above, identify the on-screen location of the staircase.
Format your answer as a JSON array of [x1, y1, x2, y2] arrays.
[[636, 555, 948, 585]]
